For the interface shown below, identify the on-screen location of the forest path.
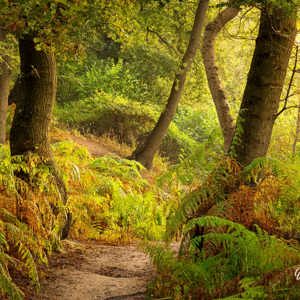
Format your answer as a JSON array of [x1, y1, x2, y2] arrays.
[[32, 240, 153, 300], [70, 134, 114, 157], [51, 127, 131, 158]]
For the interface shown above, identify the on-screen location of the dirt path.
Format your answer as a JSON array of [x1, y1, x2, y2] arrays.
[[50, 127, 131, 158], [70, 135, 114, 157], [32, 240, 153, 300]]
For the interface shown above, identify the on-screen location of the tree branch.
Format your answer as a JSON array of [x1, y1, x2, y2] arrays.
[[275, 44, 299, 119], [147, 27, 181, 56]]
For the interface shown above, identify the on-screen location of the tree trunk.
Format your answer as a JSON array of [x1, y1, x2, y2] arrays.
[[201, 6, 239, 151], [131, 0, 209, 169], [229, 7, 296, 166], [10, 37, 55, 158], [292, 96, 300, 157], [10, 36, 70, 238], [0, 60, 10, 144], [0, 31, 11, 144]]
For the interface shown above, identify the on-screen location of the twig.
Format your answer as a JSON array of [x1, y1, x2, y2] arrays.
[[147, 27, 181, 56]]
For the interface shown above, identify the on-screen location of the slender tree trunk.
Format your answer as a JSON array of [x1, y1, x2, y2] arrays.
[[201, 6, 239, 151], [292, 96, 300, 157], [229, 7, 296, 166], [0, 31, 11, 144], [10, 36, 71, 238], [0, 60, 10, 144], [131, 0, 209, 169]]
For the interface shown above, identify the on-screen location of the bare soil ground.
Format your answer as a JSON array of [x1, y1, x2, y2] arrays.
[[30, 240, 153, 300]]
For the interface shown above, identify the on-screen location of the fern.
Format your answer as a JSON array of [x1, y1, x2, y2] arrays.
[[51, 141, 169, 241], [242, 157, 286, 184], [148, 216, 300, 299], [0, 208, 51, 299], [166, 158, 241, 239], [220, 277, 266, 300]]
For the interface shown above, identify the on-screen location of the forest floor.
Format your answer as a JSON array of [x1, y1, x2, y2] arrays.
[[22, 129, 155, 299], [30, 240, 153, 300], [50, 127, 132, 158], [28, 130, 152, 299]]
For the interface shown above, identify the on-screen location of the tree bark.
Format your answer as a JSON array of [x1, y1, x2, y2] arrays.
[[0, 31, 11, 144], [10, 37, 56, 158], [201, 6, 239, 151], [131, 0, 209, 169], [292, 96, 300, 157], [229, 6, 296, 166], [0, 60, 10, 144], [10, 36, 70, 238]]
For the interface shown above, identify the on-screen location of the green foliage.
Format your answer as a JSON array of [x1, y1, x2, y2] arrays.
[[52, 140, 172, 241], [151, 154, 300, 298], [56, 91, 157, 144], [174, 105, 222, 145], [56, 91, 202, 162], [0, 0, 86, 50], [1, 1, 299, 299], [58, 59, 157, 104], [166, 157, 241, 239], [148, 216, 300, 299]]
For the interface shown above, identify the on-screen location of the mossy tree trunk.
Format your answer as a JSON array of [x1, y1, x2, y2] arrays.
[[229, 7, 296, 166], [10, 36, 71, 238], [131, 0, 209, 169]]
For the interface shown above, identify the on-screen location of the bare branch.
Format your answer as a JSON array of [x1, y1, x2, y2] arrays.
[[147, 27, 181, 56], [275, 44, 299, 119]]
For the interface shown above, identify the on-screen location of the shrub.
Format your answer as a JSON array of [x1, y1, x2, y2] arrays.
[[56, 91, 202, 162], [52, 141, 173, 241]]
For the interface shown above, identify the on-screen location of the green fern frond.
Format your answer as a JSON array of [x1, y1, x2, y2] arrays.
[[167, 158, 241, 239], [242, 157, 285, 184]]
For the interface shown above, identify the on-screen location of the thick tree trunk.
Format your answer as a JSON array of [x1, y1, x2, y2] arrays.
[[131, 0, 209, 169], [0, 31, 11, 144], [10, 36, 70, 238], [201, 6, 239, 151], [229, 7, 296, 166], [10, 37, 55, 158]]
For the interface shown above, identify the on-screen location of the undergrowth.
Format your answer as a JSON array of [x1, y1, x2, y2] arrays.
[[1, 134, 300, 300], [148, 156, 300, 299], [147, 216, 300, 299], [0, 145, 64, 299], [0, 138, 177, 298], [52, 140, 172, 241], [55, 91, 201, 162]]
